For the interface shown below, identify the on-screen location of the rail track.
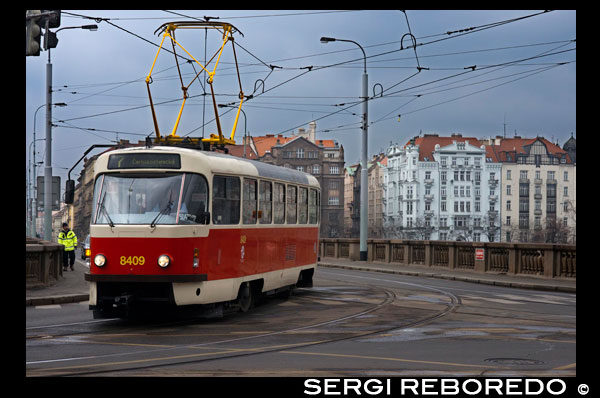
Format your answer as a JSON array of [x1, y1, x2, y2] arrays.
[[26, 271, 461, 376]]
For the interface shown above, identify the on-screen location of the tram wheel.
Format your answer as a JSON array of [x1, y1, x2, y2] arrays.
[[237, 282, 254, 313]]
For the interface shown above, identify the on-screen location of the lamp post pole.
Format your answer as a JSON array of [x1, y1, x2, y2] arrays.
[[320, 37, 368, 260], [42, 24, 97, 241]]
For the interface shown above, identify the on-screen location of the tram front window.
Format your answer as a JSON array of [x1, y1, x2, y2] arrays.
[[92, 173, 208, 225]]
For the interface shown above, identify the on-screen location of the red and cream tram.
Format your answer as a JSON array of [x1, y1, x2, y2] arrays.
[[83, 145, 320, 318]]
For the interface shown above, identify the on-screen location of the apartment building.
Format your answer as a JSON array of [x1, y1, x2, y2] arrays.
[[343, 153, 387, 238], [383, 134, 501, 242], [486, 136, 576, 243]]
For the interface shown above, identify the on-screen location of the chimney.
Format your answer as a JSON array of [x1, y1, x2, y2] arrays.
[[308, 121, 316, 143]]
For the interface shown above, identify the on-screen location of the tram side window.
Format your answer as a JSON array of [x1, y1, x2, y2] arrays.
[[243, 178, 258, 224], [298, 187, 308, 224], [212, 176, 240, 224], [287, 185, 297, 224], [179, 173, 209, 224], [259, 180, 272, 224], [309, 189, 318, 224], [274, 183, 286, 224]]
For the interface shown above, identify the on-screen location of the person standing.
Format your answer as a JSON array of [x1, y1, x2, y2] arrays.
[[58, 222, 77, 271]]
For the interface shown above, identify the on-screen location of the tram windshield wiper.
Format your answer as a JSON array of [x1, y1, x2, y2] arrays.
[[98, 192, 115, 228], [150, 191, 174, 228]]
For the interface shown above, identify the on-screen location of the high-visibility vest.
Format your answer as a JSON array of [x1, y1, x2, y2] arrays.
[[58, 230, 78, 251]]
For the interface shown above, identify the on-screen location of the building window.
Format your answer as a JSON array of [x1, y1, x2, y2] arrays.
[[564, 171, 569, 181], [296, 148, 304, 158], [296, 166, 304, 172], [312, 165, 320, 174], [329, 166, 339, 174], [520, 170, 528, 180], [506, 169, 511, 180], [507, 200, 511, 211], [507, 185, 511, 195]]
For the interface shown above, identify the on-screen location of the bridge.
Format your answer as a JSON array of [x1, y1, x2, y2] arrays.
[[319, 238, 576, 280]]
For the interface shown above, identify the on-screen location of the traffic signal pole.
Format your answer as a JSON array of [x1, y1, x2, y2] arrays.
[[43, 41, 53, 241]]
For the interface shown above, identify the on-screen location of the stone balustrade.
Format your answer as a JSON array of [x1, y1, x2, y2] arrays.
[[319, 238, 576, 279]]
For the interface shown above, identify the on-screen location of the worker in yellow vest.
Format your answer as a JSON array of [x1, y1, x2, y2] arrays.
[[58, 222, 78, 271]]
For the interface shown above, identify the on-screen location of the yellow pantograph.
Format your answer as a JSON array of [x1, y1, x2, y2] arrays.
[[145, 21, 244, 146]]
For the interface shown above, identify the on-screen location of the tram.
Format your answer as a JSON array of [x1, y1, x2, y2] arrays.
[[81, 145, 320, 318]]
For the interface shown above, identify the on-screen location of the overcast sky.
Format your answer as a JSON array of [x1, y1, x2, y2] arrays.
[[25, 10, 576, 194]]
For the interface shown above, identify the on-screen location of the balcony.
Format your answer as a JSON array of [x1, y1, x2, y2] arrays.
[[424, 178, 434, 185], [489, 194, 497, 202], [424, 194, 434, 201]]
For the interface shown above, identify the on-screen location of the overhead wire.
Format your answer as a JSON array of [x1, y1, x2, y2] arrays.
[[53, 10, 569, 142]]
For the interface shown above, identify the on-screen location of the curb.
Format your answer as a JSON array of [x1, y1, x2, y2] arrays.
[[318, 262, 576, 294], [26, 294, 89, 307]]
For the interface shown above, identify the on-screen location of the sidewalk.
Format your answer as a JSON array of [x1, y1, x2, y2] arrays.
[[26, 258, 90, 306], [26, 257, 575, 307]]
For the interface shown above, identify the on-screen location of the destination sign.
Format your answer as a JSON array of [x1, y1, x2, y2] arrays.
[[107, 153, 181, 169]]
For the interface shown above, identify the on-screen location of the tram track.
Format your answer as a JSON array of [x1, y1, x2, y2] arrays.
[[27, 274, 462, 377]]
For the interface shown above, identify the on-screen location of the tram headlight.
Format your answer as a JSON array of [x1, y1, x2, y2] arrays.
[[94, 254, 106, 267], [158, 254, 171, 268]]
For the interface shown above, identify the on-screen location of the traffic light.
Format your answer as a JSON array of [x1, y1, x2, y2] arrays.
[[42, 10, 61, 28], [25, 10, 42, 56], [44, 30, 58, 50]]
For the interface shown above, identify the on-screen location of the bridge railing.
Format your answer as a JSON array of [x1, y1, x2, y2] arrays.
[[319, 238, 576, 279]]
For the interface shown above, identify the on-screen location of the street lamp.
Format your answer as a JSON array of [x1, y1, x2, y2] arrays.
[[218, 103, 248, 158], [43, 25, 97, 241], [320, 36, 369, 261]]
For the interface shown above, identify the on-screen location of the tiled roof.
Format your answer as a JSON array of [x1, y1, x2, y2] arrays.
[[252, 134, 337, 157], [401, 134, 572, 163], [410, 134, 483, 161]]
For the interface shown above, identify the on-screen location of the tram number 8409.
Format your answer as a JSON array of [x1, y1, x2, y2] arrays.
[[120, 256, 146, 266]]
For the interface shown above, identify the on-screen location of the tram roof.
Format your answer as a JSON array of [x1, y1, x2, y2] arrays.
[[97, 145, 320, 187]]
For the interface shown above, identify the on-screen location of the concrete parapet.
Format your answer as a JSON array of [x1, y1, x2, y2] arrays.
[[26, 237, 64, 288]]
